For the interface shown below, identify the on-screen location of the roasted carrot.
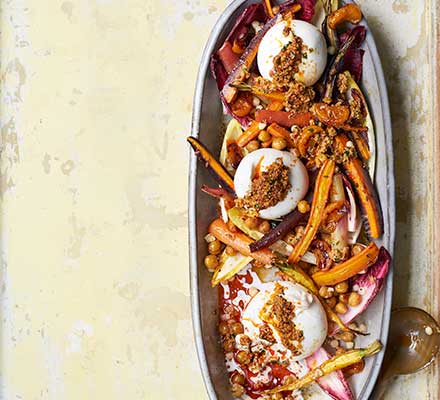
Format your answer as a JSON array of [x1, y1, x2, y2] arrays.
[[335, 134, 383, 238], [267, 123, 295, 148], [312, 242, 380, 286], [231, 92, 253, 117], [264, 0, 274, 18], [298, 125, 324, 157], [289, 159, 336, 263], [267, 100, 284, 111], [312, 103, 350, 127], [187, 137, 235, 195], [208, 219, 275, 265], [236, 120, 265, 147], [348, 131, 370, 161], [255, 110, 313, 128]]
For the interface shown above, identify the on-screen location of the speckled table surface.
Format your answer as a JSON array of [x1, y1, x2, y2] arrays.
[[0, 0, 438, 399]]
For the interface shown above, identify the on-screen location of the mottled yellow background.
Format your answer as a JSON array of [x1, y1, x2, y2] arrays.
[[0, 0, 437, 399]]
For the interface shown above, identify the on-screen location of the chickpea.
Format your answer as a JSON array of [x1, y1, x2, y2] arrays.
[[208, 239, 222, 255], [258, 130, 271, 142], [284, 232, 297, 246], [335, 281, 349, 294], [319, 286, 334, 299], [352, 243, 364, 256], [231, 383, 245, 398], [335, 302, 348, 314], [204, 254, 218, 270], [231, 322, 244, 335], [245, 217, 260, 230], [339, 293, 350, 304], [326, 297, 337, 309], [224, 339, 235, 352], [272, 137, 287, 150], [227, 220, 238, 233], [339, 331, 355, 342], [348, 292, 362, 307], [225, 245, 236, 256], [231, 372, 245, 385], [236, 350, 251, 365], [297, 200, 311, 213], [258, 220, 271, 234], [219, 321, 229, 335], [246, 140, 260, 152]]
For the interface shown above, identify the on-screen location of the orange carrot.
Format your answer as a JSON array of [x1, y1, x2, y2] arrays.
[[267, 123, 295, 148], [335, 134, 383, 238], [187, 137, 235, 194], [267, 100, 284, 111], [255, 110, 313, 128], [349, 131, 370, 161], [312, 242, 379, 286], [289, 159, 336, 263], [298, 125, 324, 157], [264, 0, 275, 18], [208, 219, 275, 265], [236, 120, 264, 147]]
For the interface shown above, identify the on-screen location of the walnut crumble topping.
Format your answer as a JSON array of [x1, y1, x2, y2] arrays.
[[235, 158, 291, 216], [259, 283, 304, 355], [270, 35, 305, 88]]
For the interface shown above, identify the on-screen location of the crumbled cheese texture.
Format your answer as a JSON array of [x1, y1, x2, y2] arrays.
[[236, 158, 291, 216]]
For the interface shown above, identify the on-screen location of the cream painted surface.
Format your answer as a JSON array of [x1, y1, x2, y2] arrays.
[[0, 0, 437, 399]]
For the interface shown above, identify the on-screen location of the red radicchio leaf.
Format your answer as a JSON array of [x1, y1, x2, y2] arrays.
[[339, 26, 367, 82], [306, 347, 354, 400], [225, 3, 267, 44], [210, 53, 228, 90], [342, 48, 365, 82], [280, 0, 317, 22]]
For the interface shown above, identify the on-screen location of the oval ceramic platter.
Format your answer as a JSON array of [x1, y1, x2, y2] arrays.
[[189, 1, 395, 399]]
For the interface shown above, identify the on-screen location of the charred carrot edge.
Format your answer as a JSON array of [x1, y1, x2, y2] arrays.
[[348, 131, 370, 161], [289, 159, 336, 263], [201, 185, 235, 201], [267, 123, 295, 148], [208, 219, 275, 265], [187, 137, 235, 195], [236, 120, 264, 147], [336, 134, 383, 238], [312, 242, 380, 286]]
